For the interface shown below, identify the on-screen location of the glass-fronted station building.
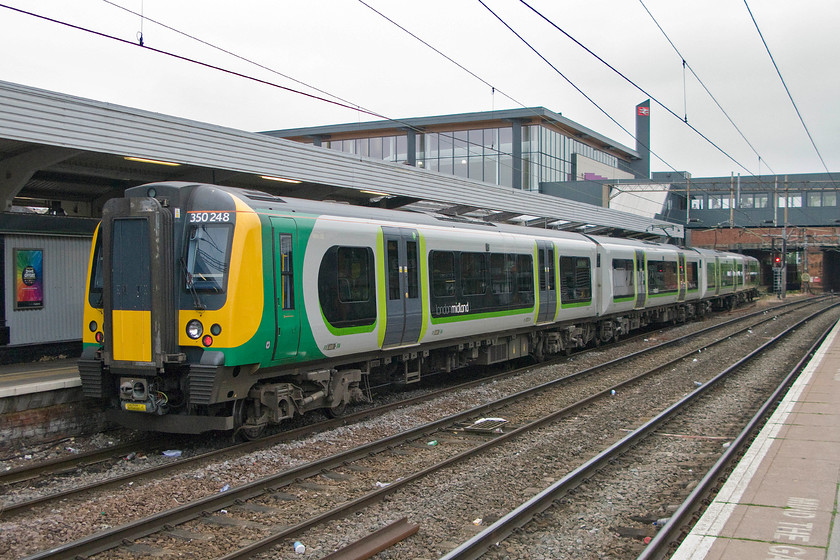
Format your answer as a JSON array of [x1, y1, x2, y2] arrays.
[[264, 105, 649, 192]]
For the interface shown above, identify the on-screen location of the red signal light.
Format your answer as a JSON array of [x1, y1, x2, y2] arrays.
[[202, 335, 213, 347]]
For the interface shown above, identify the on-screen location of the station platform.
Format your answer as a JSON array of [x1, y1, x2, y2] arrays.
[[672, 318, 840, 560], [0, 358, 80, 401], [0, 358, 91, 444]]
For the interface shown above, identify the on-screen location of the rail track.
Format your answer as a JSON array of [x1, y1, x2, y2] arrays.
[[441, 301, 840, 560], [1, 297, 818, 519], [12, 296, 835, 560]]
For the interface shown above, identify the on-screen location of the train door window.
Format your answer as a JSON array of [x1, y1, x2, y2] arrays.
[[686, 261, 698, 290], [387, 239, 400, 300], [707, 262, 717, 288], [431, 251, 456, 297], [279, 234, 294, 310], [612, 258, 634, 300], [461, 252, 487, 296], [560, 256, 591, 304], [538, 250, 547, 291], [406, 240, 419, 299], [546, 248, 555, 290]]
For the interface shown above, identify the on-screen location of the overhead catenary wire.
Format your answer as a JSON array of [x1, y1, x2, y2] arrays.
[[2, 2, 816, 230], [632, 0, 833, 225], [355, 0, 668, 199], [477, 0, 771, 227], [103, 0, 547, 191], [513, 0, 755, 178], [743, 0, 838, 189], [637, 0, 776, 176], [498, 0, 827, 228], [3, 2, 512, 185], [1, 1, 636, 222], [99, 1, 665, 210]]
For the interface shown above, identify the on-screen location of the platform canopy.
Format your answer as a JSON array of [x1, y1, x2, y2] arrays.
[[0, 80, 681, 239]]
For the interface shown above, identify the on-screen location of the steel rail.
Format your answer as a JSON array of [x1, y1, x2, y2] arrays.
[[635, 316, 840, 560], [0, 438, 156, 485], [438, 302, 840, 560], [6, 297, 813, 515], [320, 517, 420, 560], [210, 299, 837, 560], [18, 299, 826, 559]]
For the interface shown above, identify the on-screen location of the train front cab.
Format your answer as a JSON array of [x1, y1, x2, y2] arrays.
[[79, 184, 274, 433]]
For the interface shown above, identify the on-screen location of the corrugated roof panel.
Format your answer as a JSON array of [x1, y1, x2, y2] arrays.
[[0, 80, 681, 237]]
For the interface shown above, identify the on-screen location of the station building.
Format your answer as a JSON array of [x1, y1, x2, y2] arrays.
[[264, 102, 651, 193]]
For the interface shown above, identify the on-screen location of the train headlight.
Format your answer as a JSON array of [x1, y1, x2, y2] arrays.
[[202, 335, 213, 347], [88, 321, 98, 332], [186, 320, 203, 339]]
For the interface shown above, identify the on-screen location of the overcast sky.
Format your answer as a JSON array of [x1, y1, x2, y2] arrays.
[[1, 0, 838, 179]]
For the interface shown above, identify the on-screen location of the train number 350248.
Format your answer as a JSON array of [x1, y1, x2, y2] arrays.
[[189, 212, 231, 223]]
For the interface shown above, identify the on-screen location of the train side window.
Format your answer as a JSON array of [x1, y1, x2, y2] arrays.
[[318, 246, 376, 328], [707, 262, 717, 288], [431, 251, 456, 297], [279, 234, 294, 310], [560, 256, 591, 303], [648, 260, 679, 294], [612, 258, 634, 300], [516, 254, 534, 297], [686, 261, 698, 290], [461, 252, 487, 296], [490, 253, 512, 295]]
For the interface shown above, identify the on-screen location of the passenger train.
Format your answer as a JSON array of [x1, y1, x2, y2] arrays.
[[79, 182, 760, 435]]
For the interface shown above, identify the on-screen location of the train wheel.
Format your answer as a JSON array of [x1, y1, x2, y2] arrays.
[[324, 400, 347, 418], [233, 399, 267, 440]]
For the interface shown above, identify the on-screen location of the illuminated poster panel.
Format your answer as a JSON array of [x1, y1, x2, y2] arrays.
[[15, 248, 44, 309]]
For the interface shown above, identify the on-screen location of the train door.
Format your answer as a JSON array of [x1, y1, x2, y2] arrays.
[[713, 257, 721, 295], [382, 227, 422, 347], [102, 197, 176, 370], [271, 217, 299, 362], [537, 241, 557, 323], [634, 249, 647, 308], [677, 253, 687, 301]]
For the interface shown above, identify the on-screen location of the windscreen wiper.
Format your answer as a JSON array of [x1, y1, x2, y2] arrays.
[[180, 257, 206, 311]]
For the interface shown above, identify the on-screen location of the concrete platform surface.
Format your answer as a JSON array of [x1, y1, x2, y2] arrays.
[[672, 319, 840, 560]]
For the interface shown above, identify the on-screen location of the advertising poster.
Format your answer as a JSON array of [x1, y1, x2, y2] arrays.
[[15, 249, 44, 309]]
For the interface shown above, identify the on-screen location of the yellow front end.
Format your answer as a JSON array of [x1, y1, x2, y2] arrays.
[[178, 195, 265, 355]]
